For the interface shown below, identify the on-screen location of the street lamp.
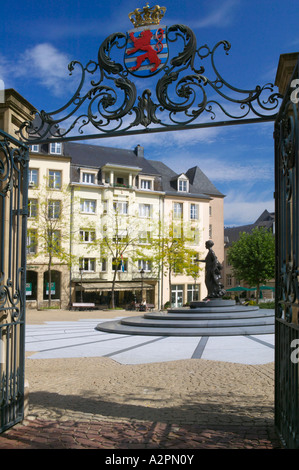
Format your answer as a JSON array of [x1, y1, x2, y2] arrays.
[[79, 267, 83, 302], [140, 268, 145, 308]]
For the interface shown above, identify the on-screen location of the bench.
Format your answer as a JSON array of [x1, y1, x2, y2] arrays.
[[136, 303, 155, 312], [72, 302, 96, 311]]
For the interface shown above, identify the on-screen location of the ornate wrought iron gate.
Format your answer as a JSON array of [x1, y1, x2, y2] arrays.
[[0, 129, 29, 432], [274, 58, 299, 448], [3, 5, 299, 446]]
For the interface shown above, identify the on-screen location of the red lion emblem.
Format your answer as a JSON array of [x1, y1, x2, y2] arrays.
[[127, 29, 162, 73]]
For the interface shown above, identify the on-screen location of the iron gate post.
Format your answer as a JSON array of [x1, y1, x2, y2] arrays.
[[0, 128, 29, 433], [274, 54, 299, 448]]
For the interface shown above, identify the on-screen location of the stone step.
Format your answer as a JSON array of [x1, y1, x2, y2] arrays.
[[144, 310, 274, 321], [120, 315, 274, 328], [96, 320, 275, 336], [95, 302, 275, 337]]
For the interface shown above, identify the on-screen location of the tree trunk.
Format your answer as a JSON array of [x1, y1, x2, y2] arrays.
[[48, 256, 52, 308], [111, 265, 118, 309], [256, 283, 260, 304], [168, 267, 172, 306]]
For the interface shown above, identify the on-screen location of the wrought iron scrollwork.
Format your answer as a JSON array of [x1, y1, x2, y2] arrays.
[[275, 61, 299, 324], [18, 23, 282, 143], [0, 131, 29, 321]]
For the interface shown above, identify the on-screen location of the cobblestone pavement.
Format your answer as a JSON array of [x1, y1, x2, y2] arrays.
[[0, 309, 284, 450]]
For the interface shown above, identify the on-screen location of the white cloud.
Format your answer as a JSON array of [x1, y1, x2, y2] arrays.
[[189, 0, 240, 29], [1, 43, 80, 98], [224, 190, 274, 226], [20, 44, 76, 97]]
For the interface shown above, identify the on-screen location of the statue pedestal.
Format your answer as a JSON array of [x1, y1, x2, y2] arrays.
[[96, 297, 274, 336], [190, 299, 236, 309]]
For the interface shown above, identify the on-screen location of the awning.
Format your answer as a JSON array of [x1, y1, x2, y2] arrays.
[[226, 286, 251, 292], [76, 281, 154, 291]]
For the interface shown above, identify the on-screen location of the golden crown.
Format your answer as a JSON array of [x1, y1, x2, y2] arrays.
[[128, 3, 166, 27]]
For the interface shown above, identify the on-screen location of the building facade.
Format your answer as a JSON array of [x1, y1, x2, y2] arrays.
[[2, 89, 225, 310]]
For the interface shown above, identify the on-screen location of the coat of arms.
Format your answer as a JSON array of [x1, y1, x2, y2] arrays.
[[125, 4, 168, 77]]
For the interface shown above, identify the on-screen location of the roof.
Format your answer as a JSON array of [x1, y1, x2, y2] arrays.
[[224, 210, 275, 246], [64, 142, 160, 176], [148, 160, 223, 198], [185, 166, 225, 197], [33, 138, 223, 199]]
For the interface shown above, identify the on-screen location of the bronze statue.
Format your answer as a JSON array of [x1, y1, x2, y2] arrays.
[[199, 240, 226, 299]]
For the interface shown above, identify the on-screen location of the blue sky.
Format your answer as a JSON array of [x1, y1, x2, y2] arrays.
[[1, 0, 299, 226]]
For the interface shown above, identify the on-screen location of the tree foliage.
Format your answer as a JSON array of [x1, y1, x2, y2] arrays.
[[228, 226, 275, 303]]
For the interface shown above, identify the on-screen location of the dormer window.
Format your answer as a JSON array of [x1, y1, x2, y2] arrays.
[[80, 169, 98, 185], [50, 142, 62, 154], [177, 174, 189, 192], [30, 144, 39, 153], [140, 179, 152, 190], [82, 172, 95, 184]]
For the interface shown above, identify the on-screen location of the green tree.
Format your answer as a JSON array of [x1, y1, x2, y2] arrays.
[[228, 226, 275, 303], [90, 203, 155, 309], [149, 223, 200, 306], [27, 179, 74, 307]]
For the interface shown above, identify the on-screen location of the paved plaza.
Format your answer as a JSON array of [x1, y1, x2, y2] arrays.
[[25, 317, 275, 365], [0, 309, 283, 450]]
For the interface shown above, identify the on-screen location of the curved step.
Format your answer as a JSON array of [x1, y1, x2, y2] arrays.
[[144, 310, 274, 321], [120, 315, 274, 328], [95, 302, 275, 337], [168, 306, 260, 313], [96, 320, 274, 336]]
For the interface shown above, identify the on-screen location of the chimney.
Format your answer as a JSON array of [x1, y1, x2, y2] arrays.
[[135, 145, 144, 158]]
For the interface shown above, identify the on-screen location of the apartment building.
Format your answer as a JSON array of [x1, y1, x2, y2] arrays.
[[1, 89, 225, 310]]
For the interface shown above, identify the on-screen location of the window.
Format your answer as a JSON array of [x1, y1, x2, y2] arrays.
[[28, 199, 38, 218], [178, 178, 188, 192], [80, 199, 96, 214], [30, 144, 39, 152], [190, 254, 199, 265], [27, 230, 37, 254], [187, 284, 199, 303], [226, 274, 232, 287], [112, 257, 128, 272], [171, 284, 184, 308], [138, 231, 151, 244], [50, 142, 62, 154], [82, 172, 95, 184], [190, 203, 199, 220], [48, 230, 60, 254], [48, 200, 61, 219], [48, 170, 62, 189], [138, 259, 152, 272], [79, 258, 96, 272], [209, 224, 212, 238], [101, 258, 107, 272], [173, 202, 183, 219], [103, 200, 108, 214], [190, 227, 200, 244], [80, 229, 96, 243], [140, 179, 152, 190], [29, 169, 38, 187], [112, 231, 128, 244], [139, 203, 152, 218], [113, 201, 128, 215], [173, 224, 183, 239], [209, 205, 212, 216]]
